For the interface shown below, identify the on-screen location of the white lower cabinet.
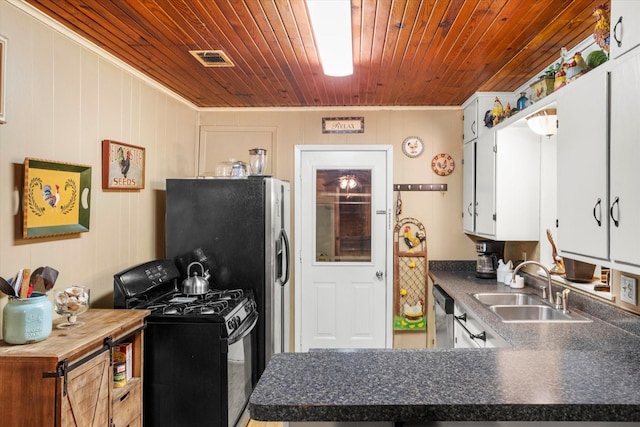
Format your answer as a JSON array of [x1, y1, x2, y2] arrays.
[[454, 303, 507, 349]]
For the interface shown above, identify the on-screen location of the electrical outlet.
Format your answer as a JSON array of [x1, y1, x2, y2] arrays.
[[620, 275, 637, 305], [522, 251, 527, 261]]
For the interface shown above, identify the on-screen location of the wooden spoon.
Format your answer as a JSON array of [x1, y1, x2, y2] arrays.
[[19, 268, 31, 299], [546, 229, 565, 275]]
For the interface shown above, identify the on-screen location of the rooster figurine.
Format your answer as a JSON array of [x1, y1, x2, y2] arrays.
[[403, 225, 425, 252], [43, 184, 60, 208], [593, 4, 610, 53], [491, 97, 504, 126], [117, 147, 132, 178]]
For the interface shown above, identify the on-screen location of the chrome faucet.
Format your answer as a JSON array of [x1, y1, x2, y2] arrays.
[[512, 260, 554, 306]]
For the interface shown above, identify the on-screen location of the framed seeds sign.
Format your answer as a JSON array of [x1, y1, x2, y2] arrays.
[[102, 140, 145, 190]]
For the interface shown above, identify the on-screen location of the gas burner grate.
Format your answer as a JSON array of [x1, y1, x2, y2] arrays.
[[142, 288, 247, 316], [184, 299, 228, 315], [201, 288, 244, 301]]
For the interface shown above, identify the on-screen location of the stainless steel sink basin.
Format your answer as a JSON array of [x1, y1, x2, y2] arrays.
[[489, 305, 592, 323], [471, 292, 592, 323], [472, 292, 543, 306]]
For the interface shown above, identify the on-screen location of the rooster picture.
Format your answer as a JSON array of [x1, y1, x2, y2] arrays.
[[117, 147, 132, 178], [403, 225, 425, 252], [43, 184, 60, 208], [593, 4, 610, 53]]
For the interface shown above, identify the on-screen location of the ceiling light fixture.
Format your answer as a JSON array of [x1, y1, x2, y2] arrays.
[[339, 175, 357, 190], [306, 0, 353, 77], [526, 108, 558, 137]]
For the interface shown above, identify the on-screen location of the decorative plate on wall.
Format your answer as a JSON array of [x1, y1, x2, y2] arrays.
[[431, 153, 455, 176], [402, 136, 424, 158]]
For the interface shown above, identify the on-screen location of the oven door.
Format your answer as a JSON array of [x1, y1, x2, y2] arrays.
[[227, 311, 258, 427]]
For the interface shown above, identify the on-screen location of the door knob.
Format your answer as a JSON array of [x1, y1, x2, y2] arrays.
[[376, 270, 384, 280]]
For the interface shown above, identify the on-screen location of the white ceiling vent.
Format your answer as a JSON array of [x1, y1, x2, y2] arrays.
[[189, 50, 234, 67]]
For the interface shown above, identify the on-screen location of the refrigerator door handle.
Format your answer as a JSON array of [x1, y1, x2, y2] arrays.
[[277, 229, 291, 287]]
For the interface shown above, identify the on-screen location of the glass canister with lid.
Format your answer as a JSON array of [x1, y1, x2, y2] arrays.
[[2, 292, 53, 344]]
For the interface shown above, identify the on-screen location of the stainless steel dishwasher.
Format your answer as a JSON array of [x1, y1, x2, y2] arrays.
[[433, 284, 454, 348]]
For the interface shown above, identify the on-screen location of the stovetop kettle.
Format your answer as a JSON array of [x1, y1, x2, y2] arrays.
[[181, 262, 210, 295]]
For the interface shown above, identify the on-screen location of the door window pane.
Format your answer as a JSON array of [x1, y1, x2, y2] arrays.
[[316, 169, 371, 262]]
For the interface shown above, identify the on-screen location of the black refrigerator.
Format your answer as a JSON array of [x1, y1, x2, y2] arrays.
[[165, 177, 291, 378]]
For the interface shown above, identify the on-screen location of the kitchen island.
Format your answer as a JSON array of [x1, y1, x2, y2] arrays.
[[249, 270, 640, 424]]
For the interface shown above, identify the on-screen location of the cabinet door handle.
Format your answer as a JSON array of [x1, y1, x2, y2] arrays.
[[613, 16, 623, 48], [119, 390, 131, 402], [454, 313, 486, 341], [593, 198, 602, 227], [467, 203, 473, 215], [471, 120, 477, 137], [474, 202, 478, 217], [610, 196, 620, 227]]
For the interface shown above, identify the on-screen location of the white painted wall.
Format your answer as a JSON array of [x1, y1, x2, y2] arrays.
[[0, 0, 198, 325], [199, 108, 477, 263]]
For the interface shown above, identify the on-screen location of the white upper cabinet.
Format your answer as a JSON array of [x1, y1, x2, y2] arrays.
[[463, 99, 478, 143], [463, 117, 541, 241], [609, 49, 640, 268], [556, 64, 609, 261], [474, 132, 496, 236], [490, 126, 541, 241], [462, 93, 515, 143], [462, 141, 475, 233], [555, 34, 640, 274], [611, 0, 640, 59]]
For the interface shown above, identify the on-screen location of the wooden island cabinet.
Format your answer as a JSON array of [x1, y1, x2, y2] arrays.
[[0, 309, 148, 427]]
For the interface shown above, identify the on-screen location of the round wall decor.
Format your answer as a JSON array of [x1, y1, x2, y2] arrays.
[[402, 136, 424, 158], [431, 153, 455, 176]]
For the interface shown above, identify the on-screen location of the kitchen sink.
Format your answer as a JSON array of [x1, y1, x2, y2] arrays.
[[471, 292, 592, 323], [472, 292, 543, 306], [489, 304, 592, 323]]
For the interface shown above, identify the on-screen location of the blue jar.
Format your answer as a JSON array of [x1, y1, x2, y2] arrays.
[[517, 92, 528, 110], [2, 292, 52, 344]]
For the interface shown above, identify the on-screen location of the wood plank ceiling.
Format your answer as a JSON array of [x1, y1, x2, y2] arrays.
[[24, 0, 603, 108]]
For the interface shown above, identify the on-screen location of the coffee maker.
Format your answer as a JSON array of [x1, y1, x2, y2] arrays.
[[475, 240, 505, 279]]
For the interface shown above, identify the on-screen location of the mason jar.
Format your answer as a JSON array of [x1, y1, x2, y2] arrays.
[[2, 292, 53, 344]]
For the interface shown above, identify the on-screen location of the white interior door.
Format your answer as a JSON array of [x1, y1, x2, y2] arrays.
[[295, 145, 393, 351]]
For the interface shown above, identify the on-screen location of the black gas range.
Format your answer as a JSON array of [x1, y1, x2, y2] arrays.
[[114, 259, 257, 427]]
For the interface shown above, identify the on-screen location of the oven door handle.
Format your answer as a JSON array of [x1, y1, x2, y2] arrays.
[[227, 310, 259, 345]]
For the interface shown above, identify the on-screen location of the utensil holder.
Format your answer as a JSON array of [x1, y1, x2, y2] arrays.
[[2, 292, 52, 344]]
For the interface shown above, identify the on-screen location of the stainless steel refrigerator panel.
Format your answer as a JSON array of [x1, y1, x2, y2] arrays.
[[165, 177, 290, 378]]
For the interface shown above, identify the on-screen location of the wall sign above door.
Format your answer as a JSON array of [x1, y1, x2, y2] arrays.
[[322, 117, 364, 134]]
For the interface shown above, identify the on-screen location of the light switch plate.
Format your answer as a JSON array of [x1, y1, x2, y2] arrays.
[[620, 275, 637, 305]]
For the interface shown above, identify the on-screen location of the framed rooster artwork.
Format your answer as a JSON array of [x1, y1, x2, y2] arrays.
[[23, 158, 92, 239], [101, 140, 145, 191]]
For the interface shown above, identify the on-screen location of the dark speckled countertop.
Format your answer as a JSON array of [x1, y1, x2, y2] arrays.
[[249, 269, 640, 423]]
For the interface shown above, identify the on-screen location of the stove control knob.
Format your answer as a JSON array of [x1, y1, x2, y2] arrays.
[[228, 316, 241, 331], [245, 302, 255, 314]]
